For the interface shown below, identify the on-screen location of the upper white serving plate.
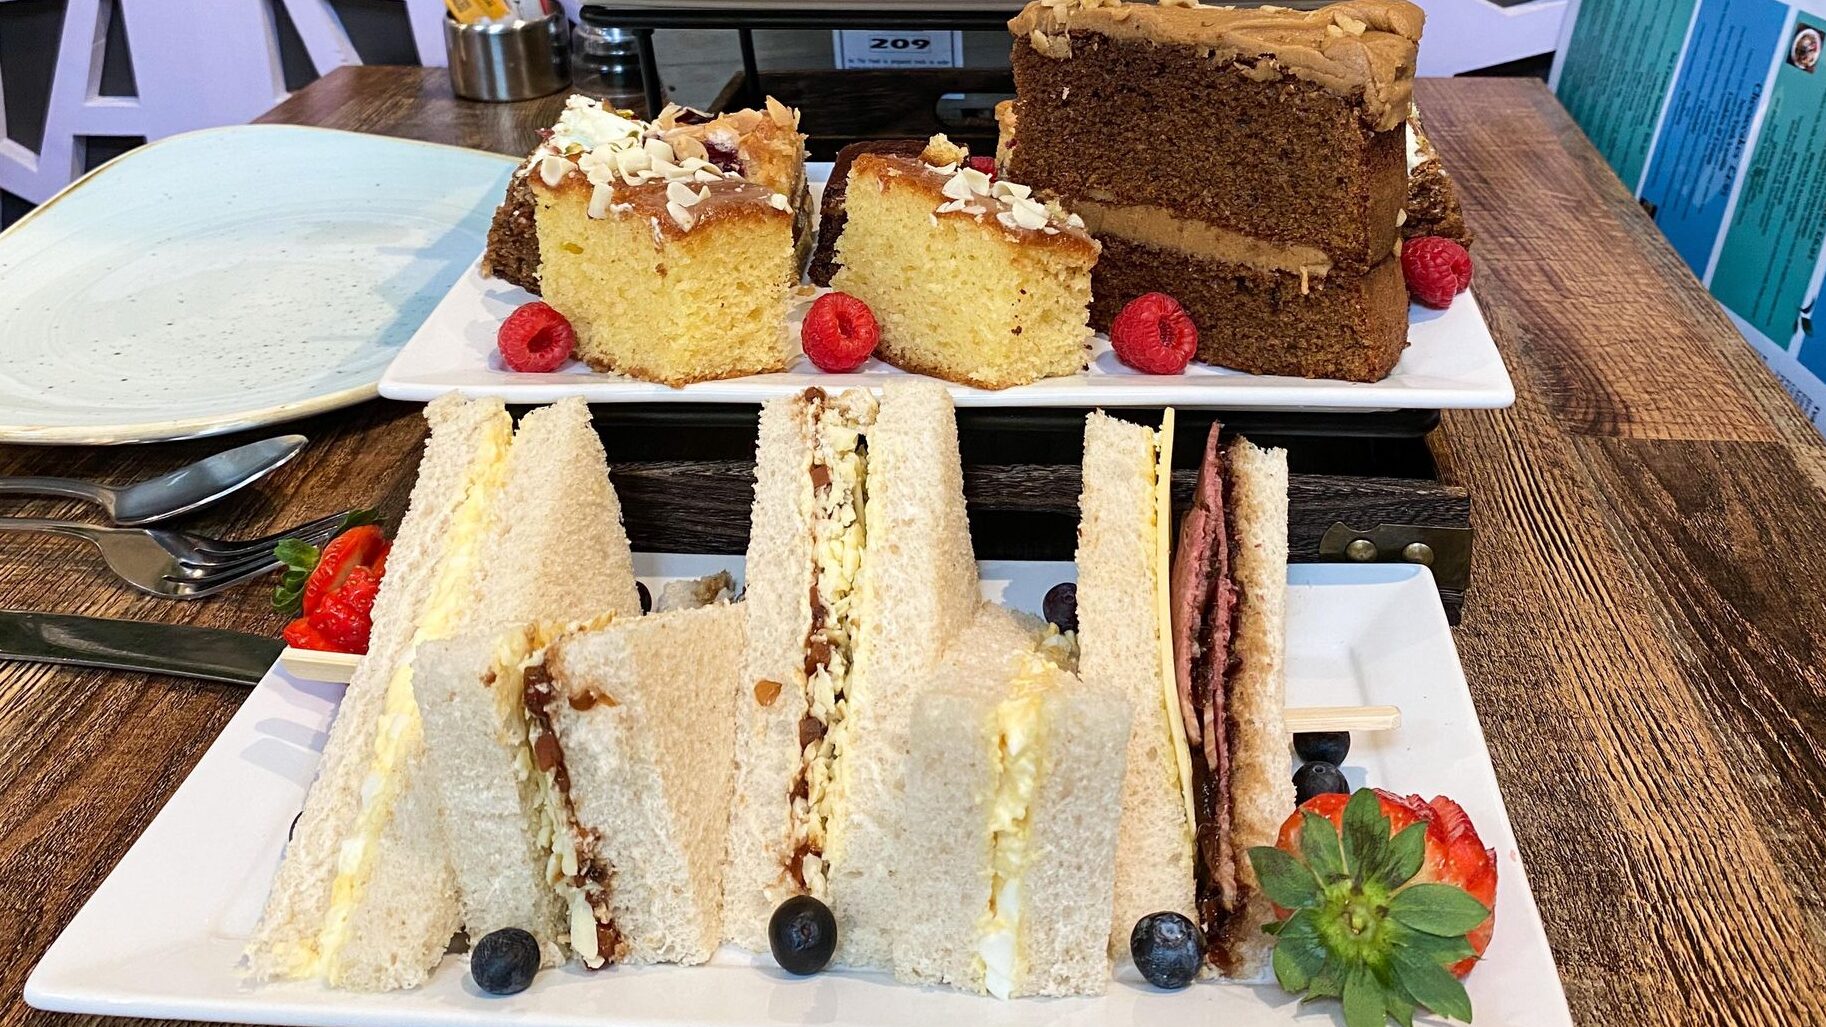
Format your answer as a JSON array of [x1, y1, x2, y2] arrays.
[[379, 165, 1514, 412], [0, 125, 515, 445], [28, 557, 1568, 1027]]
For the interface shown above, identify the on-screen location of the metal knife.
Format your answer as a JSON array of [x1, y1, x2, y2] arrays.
[[0, 610, 281, 686]]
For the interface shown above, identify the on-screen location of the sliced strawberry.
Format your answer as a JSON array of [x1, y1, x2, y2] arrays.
[[282, 616, 334, 651], [302, 525, 388, 616]]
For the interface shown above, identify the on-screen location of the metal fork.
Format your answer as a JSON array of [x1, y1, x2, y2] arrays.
[[0, 510, 354, 600]]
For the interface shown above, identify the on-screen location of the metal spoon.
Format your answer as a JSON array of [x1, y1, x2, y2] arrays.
[[0, 435, 308, 526]]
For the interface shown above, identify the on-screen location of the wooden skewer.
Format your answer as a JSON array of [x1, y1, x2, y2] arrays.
[[279, 646, 360, 683], [280, 648, 1404, 734], [1284, 705, 1402, 733]]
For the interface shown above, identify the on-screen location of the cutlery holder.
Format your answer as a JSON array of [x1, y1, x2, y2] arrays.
[[445, 11, 570, 102]]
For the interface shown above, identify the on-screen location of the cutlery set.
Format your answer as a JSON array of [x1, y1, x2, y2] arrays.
[[0, 435, 352, 682]]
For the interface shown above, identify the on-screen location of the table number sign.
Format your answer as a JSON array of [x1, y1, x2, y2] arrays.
[[1553, 0, 1826, 432], [832, 29, 965, 69]]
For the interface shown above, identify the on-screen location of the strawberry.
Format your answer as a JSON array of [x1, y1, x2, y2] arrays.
[[801, 292, 880, 373], [282, 616, 333, 651], [307, 566, 383, 655], [1249, 789, 1497, 1027], [301, 525, 389, 616], [271, 510, 383, 617]]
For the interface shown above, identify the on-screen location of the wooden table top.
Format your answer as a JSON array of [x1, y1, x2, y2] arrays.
[[2, 67, 1823, 1026]]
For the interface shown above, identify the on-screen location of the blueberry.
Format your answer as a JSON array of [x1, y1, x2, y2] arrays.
[[768, 895, 837, 975], [1293, 761, 1350, 805], [636, 581, 651, 614], [1043, 582, 1079, 633], [471, 927, 540, 995], [1130, 911, 1204, 990], [1293, 731, 1350, 766]]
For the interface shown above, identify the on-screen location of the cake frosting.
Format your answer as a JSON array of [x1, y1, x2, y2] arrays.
[[1009, 0, 1423, 133]]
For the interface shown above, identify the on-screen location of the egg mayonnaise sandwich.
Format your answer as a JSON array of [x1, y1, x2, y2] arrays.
[[244, 394, 522, 991], [1075, 410, 1291, 978], [893, 604, 1130, 999]]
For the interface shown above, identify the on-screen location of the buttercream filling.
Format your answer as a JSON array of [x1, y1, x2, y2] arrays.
[[1069, 196, 1335, 278]]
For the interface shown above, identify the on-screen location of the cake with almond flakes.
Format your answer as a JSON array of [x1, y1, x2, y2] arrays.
[[483, 95, 811, 296], [1003, 0, 1426, 382], [515, 96, 801, 385], [830, 135, 1099, 390]]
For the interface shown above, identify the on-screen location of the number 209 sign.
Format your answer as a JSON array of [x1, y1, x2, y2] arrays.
[[833, 30, 964, 69]]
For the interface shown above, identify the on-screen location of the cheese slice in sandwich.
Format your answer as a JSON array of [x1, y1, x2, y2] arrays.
[[244, 394, 516, 991], [725, 379, 981, 966], [1169, 422, 1290, 978], [1076, 409, 1200, 959], [894, 604, 1129, 999], [536, 603, 744, 965], [411, 397, 642, 968]]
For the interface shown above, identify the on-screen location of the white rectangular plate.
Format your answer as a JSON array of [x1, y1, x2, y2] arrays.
[[379, 166, 1514, 412], [27, 559, 1569, 1027]]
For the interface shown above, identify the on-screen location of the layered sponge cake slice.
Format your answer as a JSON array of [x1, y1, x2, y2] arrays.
[[831, 136, 1098, 390], [1005, 0, 1424, 382]]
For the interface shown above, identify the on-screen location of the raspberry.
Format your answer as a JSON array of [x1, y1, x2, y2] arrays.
[[801, 292, 880, 373], [965, 155, 997, 181], [1110, 292, 1198, 375], [308, 567, 383, 655], [1401, 236, 1472, 309], [498, 301, 576, 372]]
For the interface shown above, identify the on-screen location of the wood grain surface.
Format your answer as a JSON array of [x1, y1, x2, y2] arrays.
[[1, 68, 1822, 1026]]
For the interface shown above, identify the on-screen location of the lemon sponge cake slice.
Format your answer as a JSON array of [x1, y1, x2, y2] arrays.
[[831, 136, 1098, 390], [520, 97, 799, 385]]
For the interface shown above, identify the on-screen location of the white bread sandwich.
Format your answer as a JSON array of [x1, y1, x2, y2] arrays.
[[410, 397, 643, 969], [1076, 409, 1200, 959], [725, 379, 982, 966], [1077, 410, 1291, 978], [244, 394, 517, 991], [535, 603, 743, 966], [1168, 421, 1290, 978], [894, 605, 1130, 999]]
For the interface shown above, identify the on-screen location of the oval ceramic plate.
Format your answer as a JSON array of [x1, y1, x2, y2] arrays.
[[0, 125, 515, 444]]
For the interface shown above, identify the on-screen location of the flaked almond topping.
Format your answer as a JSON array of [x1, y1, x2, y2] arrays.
[[666, 200, 696, 231], [924, 162, 959, 177], [1159, 0, 1198, 7], [755, 680, 784, 706], [957, 166, 993, 195], [613, 146, 650, 178], [666, 179, 703, 207], [1007, 195, 1051, 230], [941, 174, 977, 201], [770, 192, 790, 211], [990, 179, 1033, 201], [539, 155, 574, 187], [650, 156, 684, 180], [935, 198, 970, 214], [694, 167, 724, 183], [1334, 12, 1367, 35], [644, 137, 675, 164], [670, 133, 708, 162], [588, 183, 616, 219], [766, 95, 798, 129]]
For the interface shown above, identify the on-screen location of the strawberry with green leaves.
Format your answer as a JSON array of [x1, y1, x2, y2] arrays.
[[1247, 788, 1497, 1027], [273, 511, 389, 655]]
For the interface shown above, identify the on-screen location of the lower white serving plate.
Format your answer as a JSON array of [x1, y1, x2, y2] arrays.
[[378, 167, 1514, 412], [27, 558, 1569, 1027]]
